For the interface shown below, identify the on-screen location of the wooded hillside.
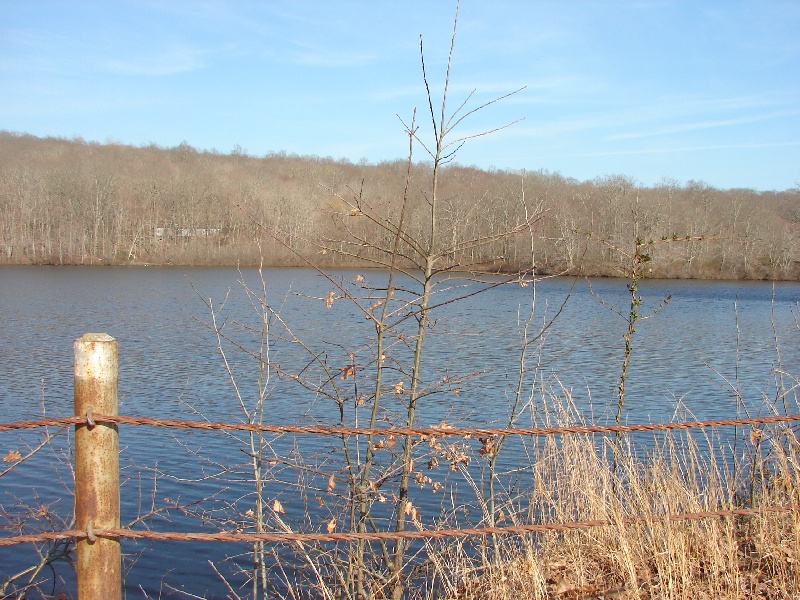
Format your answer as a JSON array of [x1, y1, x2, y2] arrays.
[[1, 131, 797, 279]]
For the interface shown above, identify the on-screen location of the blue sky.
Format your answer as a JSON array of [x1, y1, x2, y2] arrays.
[[1, 1, 798, 191]]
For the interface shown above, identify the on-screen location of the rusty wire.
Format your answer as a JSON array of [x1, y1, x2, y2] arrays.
[[0, 505, 796, 547], [2, 412, 800, 437], [2, 412, 798, 548]]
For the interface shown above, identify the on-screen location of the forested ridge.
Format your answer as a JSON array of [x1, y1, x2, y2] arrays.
[[1, 131, 797, 280]]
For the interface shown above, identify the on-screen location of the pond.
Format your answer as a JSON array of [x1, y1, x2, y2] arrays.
[[1, 266, 798, 597]]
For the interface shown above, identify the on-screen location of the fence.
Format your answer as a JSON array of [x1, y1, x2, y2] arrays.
[[1, 333, 799, 599]]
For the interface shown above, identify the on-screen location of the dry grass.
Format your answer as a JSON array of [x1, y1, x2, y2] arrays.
[[417, 420, 800, 599]]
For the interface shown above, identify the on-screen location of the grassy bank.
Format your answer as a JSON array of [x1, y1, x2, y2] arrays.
[[422, 421, 798, 599]]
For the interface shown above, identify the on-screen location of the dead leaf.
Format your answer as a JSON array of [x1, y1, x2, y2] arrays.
[[341, 364, 356, 380], [427, 456, 439, 469], [479, 436, 496, 457], [4, 450, 22, 462], [553, 576, 576, 595], [354, 274, 364, 282], [327, 474, 336, 493], [750, 428, 762, 444], [385, 435, 396, 448], [272, 499, 286, 514], [349, 208, 360, 216], [324, 291, 335, 309], [393, 381, 404, 394], [326, 517, 337, 533], [245, 509, 254, 518]]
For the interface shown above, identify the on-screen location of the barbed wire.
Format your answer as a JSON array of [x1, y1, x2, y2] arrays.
[[3, 413, 797, 547], [0, 505, 794, 548], [1, 412, 799, 437]]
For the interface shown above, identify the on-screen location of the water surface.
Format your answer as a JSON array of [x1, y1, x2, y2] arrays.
[[1, 266, 798, 596]]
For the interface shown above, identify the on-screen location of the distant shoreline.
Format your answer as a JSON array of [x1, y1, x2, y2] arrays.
[[2, 132, 798, 282], [2, 261, 797, 283]]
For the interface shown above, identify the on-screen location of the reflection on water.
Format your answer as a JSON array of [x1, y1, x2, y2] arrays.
[[1, 266, 798, 596]]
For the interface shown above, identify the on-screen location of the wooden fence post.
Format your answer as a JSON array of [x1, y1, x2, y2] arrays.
[[74, 333, 121, 600]]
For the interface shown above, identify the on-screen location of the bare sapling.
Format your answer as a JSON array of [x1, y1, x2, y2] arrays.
[[580, 223, 711, 472], [217, 3, 544, 597]]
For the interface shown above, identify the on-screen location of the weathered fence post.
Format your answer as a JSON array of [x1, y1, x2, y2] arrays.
[[74, 333, 121, 600]]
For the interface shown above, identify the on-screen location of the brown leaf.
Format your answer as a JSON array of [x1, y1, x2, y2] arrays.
[[327, 474, 336, 493], [354, 274, 365, 282], [326, 517, 337, 533], [385, 435, 396, 448], [750, 428, 762, 444], [272, 499, 286, 514], [553, 576, 577, 595], [393, 381, 404, 394], [349, 208, 360, 216], [324, 291, 335, 309], [479, 436, 496, 457], [3, 450, 21, 462], [341, 364, 356, 380]]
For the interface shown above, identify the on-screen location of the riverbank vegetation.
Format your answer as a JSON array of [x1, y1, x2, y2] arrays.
[[0, 130, 797, 280], [418, 416, 800, 599]]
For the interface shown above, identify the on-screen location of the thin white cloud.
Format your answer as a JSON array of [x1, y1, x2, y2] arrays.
[[543, 140, 800, 159], [369, 85, 421, 101], [608, 109, 800, 141], [293, 51, 376, 68], [102, 44, 207, 76]]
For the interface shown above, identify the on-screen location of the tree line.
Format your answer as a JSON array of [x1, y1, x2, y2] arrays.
[[0, 131, 797, 280]]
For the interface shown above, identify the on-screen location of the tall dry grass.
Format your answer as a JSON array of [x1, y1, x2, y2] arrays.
[[419, 408, 799, 600]]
